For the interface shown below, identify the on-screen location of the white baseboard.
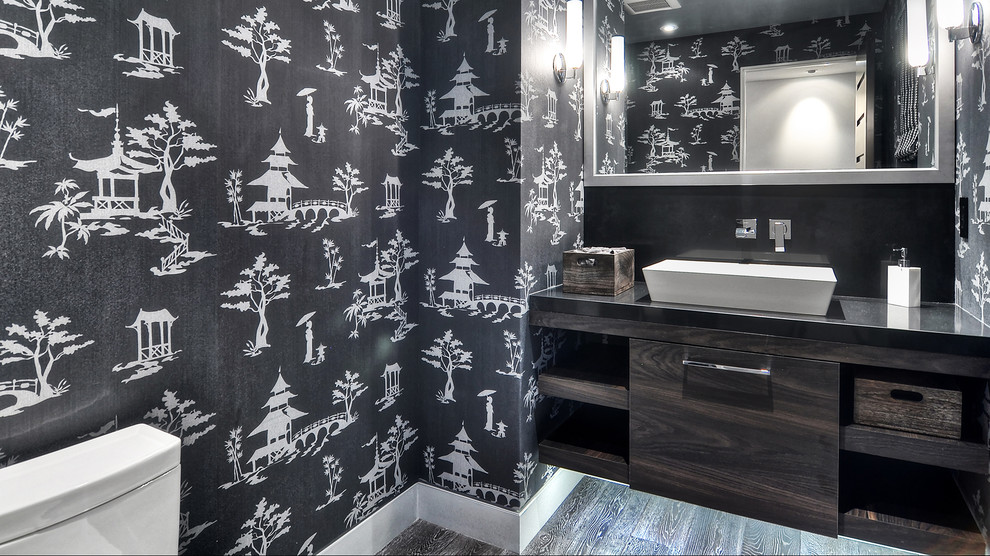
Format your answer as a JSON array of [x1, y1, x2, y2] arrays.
[[319, 469, 583, 555]]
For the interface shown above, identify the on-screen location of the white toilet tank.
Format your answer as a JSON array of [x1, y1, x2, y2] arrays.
[[0, 424, 181, 555]]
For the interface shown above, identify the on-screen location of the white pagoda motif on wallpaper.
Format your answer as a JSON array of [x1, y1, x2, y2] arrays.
[[438, 240, 489, 308], [248, 371, 308, 470], [111, 308, 181, 383], [424, 56, 520, 132], [433, 423, 521, 507], [221, 369, 364, 489], [114, 10, 182, 79], [423, 241, 532, 322], [72, 109, 155, 220], [247, 132, 308, 222]]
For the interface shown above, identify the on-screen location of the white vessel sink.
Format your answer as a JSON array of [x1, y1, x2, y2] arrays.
[[643, 258, 837, 316]]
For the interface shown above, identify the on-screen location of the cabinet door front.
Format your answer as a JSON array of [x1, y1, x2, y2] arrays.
[[629, 340, 839, 537]]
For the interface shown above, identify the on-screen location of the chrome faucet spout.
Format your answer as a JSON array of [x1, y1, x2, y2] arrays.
[[770, 219, 790, 253]]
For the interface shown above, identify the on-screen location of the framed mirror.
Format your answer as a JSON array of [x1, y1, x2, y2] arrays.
[[583, 0, 955, 186]]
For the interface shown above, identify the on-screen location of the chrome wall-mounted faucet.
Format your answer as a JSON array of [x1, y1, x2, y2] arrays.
[[769, 219, 791, 252], [735, 218, 757, 239]]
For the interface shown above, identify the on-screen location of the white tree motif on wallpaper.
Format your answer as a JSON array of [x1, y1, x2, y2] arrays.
[[222, 7, 291, 107], [0, 0, 94, 59], [225, 427, 245, 483], [513, 452, 537, 502], [221, 253, 291, 357], [224, 170, 246, 227], [31, 178, 96, 259], [805, 37, 832, 59], [0, 311, 93, 417], [227, 497, 291, 556], [973, 252, 990, 326], [377, 0, 403, 28], [178, 482, 215, 555], [333, 370, 367, 424], [317, 21, 345, 75], [424, 0, 459, 42], [0, 88, 34, 169], [345, 85, 379, 134], [332, 163, 367, 219], [316, 454, 345, 510], [722, 125, 741, 162], [112, 308, 181, 382], [498, 138, 523, 183], [423, 329, 472, 404], [126, 101, 217, 215], [972, 43, 990, 112], [517, 72, 538, 122], [383, 413, 417, 488], [114, 10, 181, 79], [346, 416, 418, 526], [496, 330, 524, 378], [425, 147, 473, 222], [423, 445, 435, 483], [316, 238, 346, 290], [145, 390, 216, 446], [721, 36, 755, 72], [599, 152, 617, 174], [344, 290, 380, 338], [568, 81, 584, 141], [523, 376, 540, 422]]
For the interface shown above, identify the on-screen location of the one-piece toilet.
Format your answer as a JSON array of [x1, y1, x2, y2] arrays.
[[0, 424, 181, 554]]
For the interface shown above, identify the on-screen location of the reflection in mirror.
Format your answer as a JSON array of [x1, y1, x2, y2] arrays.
[[585, 0, 954, 186]]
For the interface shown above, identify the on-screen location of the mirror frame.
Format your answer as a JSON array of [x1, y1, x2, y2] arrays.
[[583, 0, 955, 187]]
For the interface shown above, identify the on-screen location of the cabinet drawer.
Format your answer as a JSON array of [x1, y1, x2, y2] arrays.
[[629, 340, 839, 537]]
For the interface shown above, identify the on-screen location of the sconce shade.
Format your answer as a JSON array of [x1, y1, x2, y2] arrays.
[[937, 0, 964, 28], [610, 35, 625, 92], [906, 0, 930, 67], [566, 0, 583, 69]]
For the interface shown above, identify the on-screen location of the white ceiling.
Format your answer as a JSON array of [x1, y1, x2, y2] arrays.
[[624, 0, 889, 43]]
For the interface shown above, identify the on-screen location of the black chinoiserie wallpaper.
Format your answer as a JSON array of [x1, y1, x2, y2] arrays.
[[0, 0, 582, 553]]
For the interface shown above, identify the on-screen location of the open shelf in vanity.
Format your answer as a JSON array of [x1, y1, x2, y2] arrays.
[[531, 284, 990, 554]]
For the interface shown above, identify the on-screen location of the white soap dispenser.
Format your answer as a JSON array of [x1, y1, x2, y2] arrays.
[[887, 247, 921, 307]]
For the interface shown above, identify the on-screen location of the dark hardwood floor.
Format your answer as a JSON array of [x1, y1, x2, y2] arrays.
[[377, 476, 917, 555]]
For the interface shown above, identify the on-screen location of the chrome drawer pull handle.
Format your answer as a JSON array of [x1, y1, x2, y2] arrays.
[[682, 359, 771, 376]]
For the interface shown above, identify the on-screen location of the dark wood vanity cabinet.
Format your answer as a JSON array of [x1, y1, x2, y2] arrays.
[[531, 287, 990, 554], [628, 340, 839, 537]]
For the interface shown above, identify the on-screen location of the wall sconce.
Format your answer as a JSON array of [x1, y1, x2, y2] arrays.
[[554, 0, 583, 82], [600, 35, 625, 102], [906, 0, 930, 67], [939, 0, 983, 43]]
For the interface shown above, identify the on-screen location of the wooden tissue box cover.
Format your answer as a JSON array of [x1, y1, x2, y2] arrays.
[[563, 248, 634, 296], [853, 372, 962, 439]]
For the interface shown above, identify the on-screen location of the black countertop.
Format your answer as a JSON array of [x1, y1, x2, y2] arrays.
[[530, 283, 990, 359]]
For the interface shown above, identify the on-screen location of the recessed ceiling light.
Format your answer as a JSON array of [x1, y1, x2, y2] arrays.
[[661, 23, 678, 33]]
